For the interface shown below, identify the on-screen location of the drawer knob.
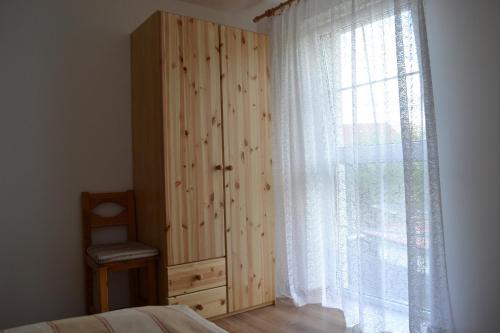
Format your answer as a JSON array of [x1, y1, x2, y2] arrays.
[[194, 274, 203, 281], [225, 165, 233, 171], [214, 165, 222, 170], [195, 304, 204, 311]]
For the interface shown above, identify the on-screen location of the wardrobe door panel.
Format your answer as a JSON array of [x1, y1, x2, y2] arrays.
[[220, 26, 275, 312], [163, 13, 225, 265]]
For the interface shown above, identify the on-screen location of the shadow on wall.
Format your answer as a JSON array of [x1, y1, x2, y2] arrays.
[[425, 0, 500, 332]]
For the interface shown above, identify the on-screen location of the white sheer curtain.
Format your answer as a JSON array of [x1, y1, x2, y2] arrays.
[[271, 0, 454, 332]]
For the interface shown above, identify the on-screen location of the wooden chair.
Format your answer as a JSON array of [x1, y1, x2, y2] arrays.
[[81, 190, 158, 313]]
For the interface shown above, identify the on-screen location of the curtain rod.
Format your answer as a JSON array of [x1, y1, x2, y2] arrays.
[[253, 0, 300, 22]]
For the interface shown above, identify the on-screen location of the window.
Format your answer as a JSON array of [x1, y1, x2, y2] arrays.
[[315, 10, 425, 329]]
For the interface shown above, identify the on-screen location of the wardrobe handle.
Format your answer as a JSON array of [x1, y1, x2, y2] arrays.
[[225, 165, 233, 171], [214, 165, 222, 170]]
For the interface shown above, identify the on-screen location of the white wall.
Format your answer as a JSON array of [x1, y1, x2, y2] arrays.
[[0, 0, 257, 329], [425, 0, 500, 332]]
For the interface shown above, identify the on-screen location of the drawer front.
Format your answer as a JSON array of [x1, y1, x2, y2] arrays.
[[168, 286, 227, 318], [167, 258, 226, 296]]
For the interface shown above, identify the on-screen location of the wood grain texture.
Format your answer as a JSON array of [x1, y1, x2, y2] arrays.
[[132, 12, 227, 304], [168, 286, 228, 318], [131, 11, 167, 300], [168, 257, 226, 296], [214, 298, 346, 333], [132, 12, 275, 312], [163, 12, 225, 266], [220, 26, 275, 312]]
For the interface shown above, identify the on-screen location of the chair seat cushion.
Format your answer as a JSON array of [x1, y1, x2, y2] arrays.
[[87, 242, 159, 264]]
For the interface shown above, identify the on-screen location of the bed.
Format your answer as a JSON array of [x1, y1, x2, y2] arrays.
[[3, 305, 228, 333]]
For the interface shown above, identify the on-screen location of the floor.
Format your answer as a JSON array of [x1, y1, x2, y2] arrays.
[[214, 298, 346, 333]]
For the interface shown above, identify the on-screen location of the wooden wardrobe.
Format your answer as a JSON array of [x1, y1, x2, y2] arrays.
[[130, 11, 275, 318]]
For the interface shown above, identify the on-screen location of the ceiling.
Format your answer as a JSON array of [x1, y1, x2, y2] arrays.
[[179, 0, 278, 12]]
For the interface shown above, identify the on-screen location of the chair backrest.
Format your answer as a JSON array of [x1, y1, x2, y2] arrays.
[[81, 190, 136, 249]]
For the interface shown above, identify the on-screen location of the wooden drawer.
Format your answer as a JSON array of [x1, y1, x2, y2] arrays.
[[168, 286, 227, 318], [167, 258, 226, 296]]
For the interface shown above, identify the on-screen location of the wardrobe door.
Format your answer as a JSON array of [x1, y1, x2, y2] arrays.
[[163, 13, 225, 265], [220, 26, 275, 312]]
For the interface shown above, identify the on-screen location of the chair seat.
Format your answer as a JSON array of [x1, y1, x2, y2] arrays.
[[87, 242, 159, 264]]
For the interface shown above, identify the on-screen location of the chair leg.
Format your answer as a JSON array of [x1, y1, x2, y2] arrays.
[[85, 265, 93, 314], [129, 269, 139, 307], [97, 267, 109, 312], [147, 260, 157, 305]]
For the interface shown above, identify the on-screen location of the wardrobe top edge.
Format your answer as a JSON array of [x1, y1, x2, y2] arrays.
[[131, 10, 269, 37]]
